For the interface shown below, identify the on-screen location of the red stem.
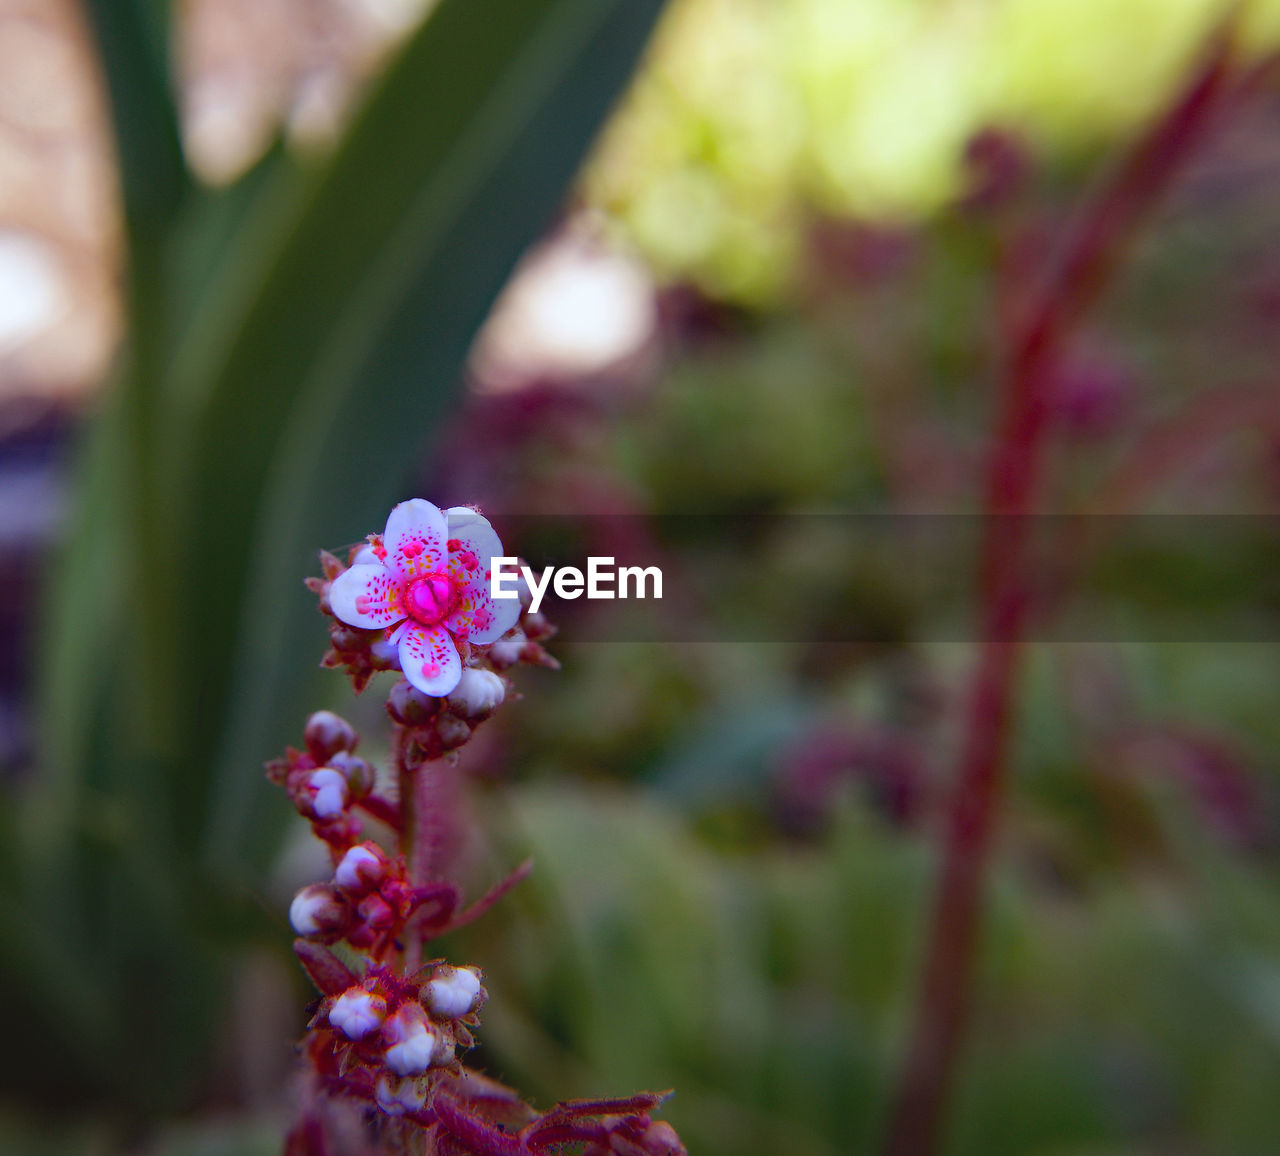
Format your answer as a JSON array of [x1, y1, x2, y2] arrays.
[[882, 28, 1239, 1156]]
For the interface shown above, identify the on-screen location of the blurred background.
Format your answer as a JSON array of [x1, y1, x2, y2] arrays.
[[2, 0, 1280, 1153]]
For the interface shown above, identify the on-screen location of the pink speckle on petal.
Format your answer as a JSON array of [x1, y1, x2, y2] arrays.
[[461, 551, 478, 570], [422, 662, 441, 679], [447, 539, 461, 551]]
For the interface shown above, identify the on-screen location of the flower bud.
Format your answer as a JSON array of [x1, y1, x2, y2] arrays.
[[487, 629, 526, 670], [383, 1008, 440, 1076], [387, 680, 441, 726], [304, 710, 358, 762], [329, 751, 375, 798], [425, 965, 483, 1020], [289, 884, 348, 937], [370, 637, 400, 668], [639, 1120, 687, 1156], [434, 712, 474, 752], [328, 987, 387, 1040], [307, 768, 348, 820], [334, 842, 386, 892], [357, 891, 396, 932], [447, 669, 505, 719], [375, 1074, 427, 1116]]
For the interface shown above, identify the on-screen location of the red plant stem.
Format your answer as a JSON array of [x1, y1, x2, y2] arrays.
[[882, 29, 1239, 1156], [433, 1091, 531, 1156], [398, 730, 463, 971]]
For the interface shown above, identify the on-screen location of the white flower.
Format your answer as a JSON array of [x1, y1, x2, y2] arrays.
[[328, 500, 521, 697], [383, 1010, 439, 1076], [447, 669, 505, 718], [425, 965, 483, 1019], [334, 843, 384, 891], [375, 1074, 426, 1115], [328, 988, 386, 1040], [308, 768, 348, 819]]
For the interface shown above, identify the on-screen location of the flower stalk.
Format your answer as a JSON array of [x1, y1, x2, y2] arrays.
[[882, 27, 1243, 1156], [276, 499, 684, 1155]]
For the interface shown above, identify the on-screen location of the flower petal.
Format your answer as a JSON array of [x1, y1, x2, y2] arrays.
[[463, 584, 521, 645], [384, 499, 448, 585], [445, 507, 505, 570], [329, 563, 407, 630], [398, 623, 461, 696], [444, 506, 520, 643]]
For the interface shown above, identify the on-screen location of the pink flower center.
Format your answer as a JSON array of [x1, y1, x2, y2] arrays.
[[405, 573, 456, 626]]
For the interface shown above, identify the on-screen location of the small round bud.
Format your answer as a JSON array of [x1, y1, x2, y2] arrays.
[[375, 1074, 426, 1116], [639, 1121, 687, 1156], [447, 669, 505, 719], [487, 629, 526, 670], [387, 680, 441, 726], [434, 713, 474, 752], [308, 768, 348, 819], [425, 965, 483, 1020], [329, 751, 376, 798], [334, 843, 386, 892], [383, 1009, 439, 1076], [289, 884, 348, 937], [329, 623, 372, 651], [369, 637, 399, 668], [304, 710, 358, 762], [356, 892, 396, 931], [329, 987, 386, 1040]]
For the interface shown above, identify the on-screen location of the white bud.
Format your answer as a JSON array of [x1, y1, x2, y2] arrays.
[[383, 1011, 439, 1076], [289, 884, 345, 936], [447, 669, 505, 718], [425, 965, 483, 1019], [335, 843, 384, 891], [487, 629, 526, 669], [370, 637, 400, 666], [328, 988, 386, 1040], [303, 710, 357, 761], [375, 1074, 426, 1116], [308, 768, 348, 819]]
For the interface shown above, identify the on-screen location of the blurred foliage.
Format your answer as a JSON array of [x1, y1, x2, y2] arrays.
[[422, 59, 1280, 1152], [584, 0, 1280, 301], [1, 1, 1279, 1154]]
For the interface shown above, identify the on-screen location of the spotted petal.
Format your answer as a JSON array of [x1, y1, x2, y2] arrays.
[[445, 506, 520, 643], [466, 583, 521, 645], [398, 622, 462, 696], [329, 563, 407, 630], [384, 499, 448, 585]]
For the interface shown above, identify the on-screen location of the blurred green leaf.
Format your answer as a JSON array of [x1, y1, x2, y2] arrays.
[[196, 0, 666, 873], [80, 0, 187, 231]]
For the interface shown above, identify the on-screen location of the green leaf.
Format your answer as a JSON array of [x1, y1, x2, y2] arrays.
[[79, 0, 187, 231], [185, 0, 665, 872]]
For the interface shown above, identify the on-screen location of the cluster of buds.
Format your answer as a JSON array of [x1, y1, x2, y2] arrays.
[[298, 948, 485, 1118], [278, 500, 684, 1155], [268, 710, 379, 851]]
